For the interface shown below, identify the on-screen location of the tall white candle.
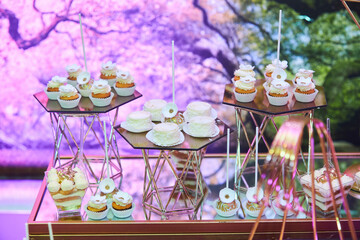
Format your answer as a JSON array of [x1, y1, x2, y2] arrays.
[[48, 222, 54, 240], [172, 40, 175, 104], [255, 127, 259, 186], [103, 120, 110, 177], [79, 13, 88, 71], [277, 10, 282, 62], [226, 128, 230, 188]]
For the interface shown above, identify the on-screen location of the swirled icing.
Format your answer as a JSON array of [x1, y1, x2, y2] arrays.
[[91, 80, 111, 94], [113, 191, 133, 206], [59, 85, 78, 98], [269, 80, 289, 95], [101, 61, 117, 76], [296, 77, 315, 92], [47, 76, 67, 88], [48, 181, 61, 193], [235, 76, 256, 91], [60, 179, 75, 191], [88, 195, 107, 209], [116, 70, 134, 84], [234, 64, 255, 77]]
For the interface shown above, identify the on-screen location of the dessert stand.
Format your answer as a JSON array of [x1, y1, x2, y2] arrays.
[[115, 119, 231, 220], [222, 80, 327, 193], [33, 89, 142, 187]]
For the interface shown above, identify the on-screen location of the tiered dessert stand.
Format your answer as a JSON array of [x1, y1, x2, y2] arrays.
[[33, 89, 142, 188], [222, 79, 327, 193], [115, 119, 231, 220]]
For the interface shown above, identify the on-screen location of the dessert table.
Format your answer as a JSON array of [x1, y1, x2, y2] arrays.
[[33, 89, 142, 187], [114, 119, 231, 220], [222, 80, 327, 192]]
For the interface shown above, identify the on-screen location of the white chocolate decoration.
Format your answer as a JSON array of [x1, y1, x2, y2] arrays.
[[246, 187, 264, 203], [219, 188, 236, 203], [91, 80, 111, 94], [66, 64, 81, 73]]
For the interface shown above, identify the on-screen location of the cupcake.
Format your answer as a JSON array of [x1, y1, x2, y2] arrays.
[[234, 75, 257, 102], [111, 191, 134, 218], [45, 76, 68, 100], [264, 59, 288, 90], [266, 80, 290, 106], [76, 71, 93, 97], [99, 61, 117, 86], [244, 187, 265, 218], [85, 194, 109, 220], [114, 70, 136, 96], [57, 85, 81, 108], [293, 77, 318, 103], [233, 64, 255, 82], [89, 80, 114, 107], [213, 188, 239, 217], [294, 69, 315, 84], [66, 64, 82, 86]]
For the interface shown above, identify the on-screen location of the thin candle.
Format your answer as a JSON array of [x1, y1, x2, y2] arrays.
[[226, 128, 230, 188], [172, 40, 175, 104], [103, 120, 110, 178], [48, 222, 54, 240], [277, 10, 282, 62], [255, 127, 259, 187], [79, 13, 88, 71]]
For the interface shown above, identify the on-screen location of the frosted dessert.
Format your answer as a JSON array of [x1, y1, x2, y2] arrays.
[[266, 80, 290, 106], [100, 61, 117, 81], [89, 80, 113, 107], [46, 167, 88, 212], [66, 64, 82, 86], [76, 71, 93, 97], [187, 116, 216, 137], [214, 188, 238, 217], [300, 168, 354, 214], [45, 76, 68, 100], [143, 99, 167, 122], [293, 77, 318, 103], [234, 75, 257, 102], [111, 190, 134, 218], [152, 122, 181, 146], [185, 101, 212, 121], [125, 111, 153, 132], [115, 70, 134, 88], [57, 85, 81, 108], [86, 194, 109, 220], [294, 69, 315, 84], [233, 64, 255, 81], [272, 189, 294, 216], [244, 187, 265, 218]]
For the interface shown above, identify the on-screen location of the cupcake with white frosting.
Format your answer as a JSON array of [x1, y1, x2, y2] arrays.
[[99, 61, 117, 86], [57, 85, 81, 108], [293, 77, 318, 102], [266, 80, 290, 106], [234, 75, 257, 102], [233, 64, 255, 82], [85, 194, 109, 220], [111, 191, 134, 218], [89, 80, 114, 107], [113, 70, 136, 96], [45, 76, 68, 100], [294, 69, 315, 84], [66, 64, 82, 86]]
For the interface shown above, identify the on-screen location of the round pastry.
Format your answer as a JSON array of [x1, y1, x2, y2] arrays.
[[115, 70, 135, 88], [152, 122, 181, 146], [143, 99, 167, 122], [185, 101, 212, 121], [125, 111, 153, 132], [91, 80, 111, 98], [213, 188, 239, 217], [233, 64, 255, 81], [294, 69, 315, 84], [47, 76, 68, 92], [66, 64, 82, 86], [100, 61, 117, 80], [187, 116, 216, 137]]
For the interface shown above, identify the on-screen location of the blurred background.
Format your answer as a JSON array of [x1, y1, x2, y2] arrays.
[[1, 0, 360, 238]]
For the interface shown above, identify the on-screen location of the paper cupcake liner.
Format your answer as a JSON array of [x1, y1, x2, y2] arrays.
[[45, 90, 60, 100], [266, 92, 289, 106], [111, 203, 135, 219], [212, 199, 240, 218], [89, 92, 114, 107], [234, 89, 257, 103], [67, 80, 77, 87], [114, 84, 136, 97], [293, 89, 318, 103], [272, 202, 294, 217], [76, 85, 91, 97], [85, 205, 109, 220], [57, 94, 81, 108], [243, 200, 265, 218], [100, 78, 116, 87]]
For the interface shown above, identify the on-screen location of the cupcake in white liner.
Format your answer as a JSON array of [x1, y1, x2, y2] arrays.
[[111, 191, 134, 219], [213, 188, 240, 218], [293, 69, 315, 85], [76, 71, 93, 97], [233, 75, 257, 102], [113, 70, 136, 96], [89, 80, 113, 107], [85, 194, 109, 220], [57, 85, 81, 108], [99, 61, 117, 86], [266, 80, 290, 106], [272, 190, 294, 217], [233, 64, 255, 82], [66, 64, 82, 86], [293, 77, 318, 103], [45, 76, 68, 100], [243, 187, 265, 218], [263, 59, 288, 90]]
